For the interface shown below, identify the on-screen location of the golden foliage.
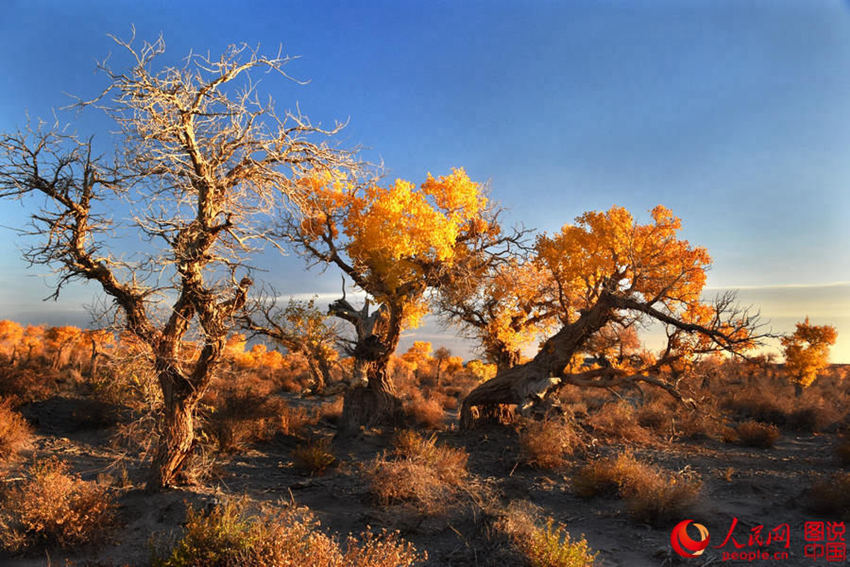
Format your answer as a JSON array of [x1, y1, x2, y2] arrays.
[[298, 168, 492, 328], [782, 317, 838, 389], [535, 205, 711, 318]]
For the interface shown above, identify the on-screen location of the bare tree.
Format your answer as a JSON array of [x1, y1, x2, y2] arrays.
[[0, 32, 356, 489]]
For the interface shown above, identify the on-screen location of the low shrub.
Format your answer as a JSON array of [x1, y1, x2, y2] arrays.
[[494, 501, 597, 567], [369, 431, 468, 514], [403, 393, 445, 429], [292, 437, 336, 475], [152, 500, 424, 567], [786, 403, 841, 433], [586, 401, 651, 443], [636, 399, 674, 433], [0, 397, 32, 461], [573, 452, 701, 525], [0, 458, 116, 552], [721, 393, 788, 426], [0, 366, 59, 405], [735, 420, 780, 448], [519, 418, 583, 470], [206, 393, 313, 453]]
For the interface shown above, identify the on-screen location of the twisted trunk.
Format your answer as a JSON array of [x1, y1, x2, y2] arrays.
[[148, 390, 196, 490], [339, 357, 403, 435], [461, 292, 615, 428], [330, 299, 405, 436]]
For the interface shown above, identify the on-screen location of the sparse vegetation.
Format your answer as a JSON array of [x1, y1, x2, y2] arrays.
[[152, 500, 424, 567], [292, 437, 337, 475], [0, 397, 31, 461], [734, 420, 781, 448], [494, 501, 597, 567], [0, 458, 116, 552], [519, 417, 583, 469], [574, 452, 702, 525], [0, 14, 845, 567], [369, 431, 468, 514]]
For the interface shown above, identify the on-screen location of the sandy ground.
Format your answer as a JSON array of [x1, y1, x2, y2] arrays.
[[1, 393, 846, 567]]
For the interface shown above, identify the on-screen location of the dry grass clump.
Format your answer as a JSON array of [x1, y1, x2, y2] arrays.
[[403, 393, 445, 429], [152, 500, 425, 567], [0, 458, 116, 552], [636, 399, 674, 433], [786, 402, 842, 433], [292, 437, 336, 475], [734, 420, 781, 448], [369, 431, 468, 514], [0, 397, 32, 461], [573, 452, 701, 525], [807, 472, 850, 520], [494, 501, 597, 567], [519, 418, 583, 470], [721, 389, 790, 426], [0, 365, 59, 405], [586, 401, 652, 443], [205, 393, 314, 453]]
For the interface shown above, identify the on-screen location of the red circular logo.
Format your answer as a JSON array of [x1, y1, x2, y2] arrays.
[[671, 520, 710, 558]]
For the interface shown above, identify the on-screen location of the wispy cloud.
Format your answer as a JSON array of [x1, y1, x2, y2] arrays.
[[705, 281, 850, 291]]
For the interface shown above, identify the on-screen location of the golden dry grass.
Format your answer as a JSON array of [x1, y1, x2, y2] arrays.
[[0, 458, 116, 552], [368, 431, 468, 514], [573, 452, 701, 525], [0, 397, 31, 462], [152, 500, 424, 567], [494, 501, 597, 567], [292, 437, 337, 475], [518, 418, 583, 470]]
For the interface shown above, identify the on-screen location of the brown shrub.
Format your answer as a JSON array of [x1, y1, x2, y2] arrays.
[[152, 500, 424, 567], [0, 398, 32, 461], [403, 393, 445, 429], [0, 366, 59, 405], [586, 401, 651, 443], [721, 392, 788, 426], [636, 399, 674, 433], [786, 402, 841, 433], [573, 452, 701, 525], [674, 407, 725, 440], [808, 473, 850, 520], [0, 458, 116, 552], [206, 393, 313, 453], [369, 431, 468, 514], [518, 418, 583, 470], [734, 420, 780, 448], [292, 437, 336, 475], [494, 501, 597, 567]]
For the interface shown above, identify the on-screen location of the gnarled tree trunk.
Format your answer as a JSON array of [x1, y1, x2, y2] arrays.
[[148, 393, 195, 490], [330, 298, 405, 436], [461, 293, 614, 428], [339, 358, 403, 435]]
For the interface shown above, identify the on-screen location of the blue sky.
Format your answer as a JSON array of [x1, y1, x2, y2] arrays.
[[1, 0, 848, 361]]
